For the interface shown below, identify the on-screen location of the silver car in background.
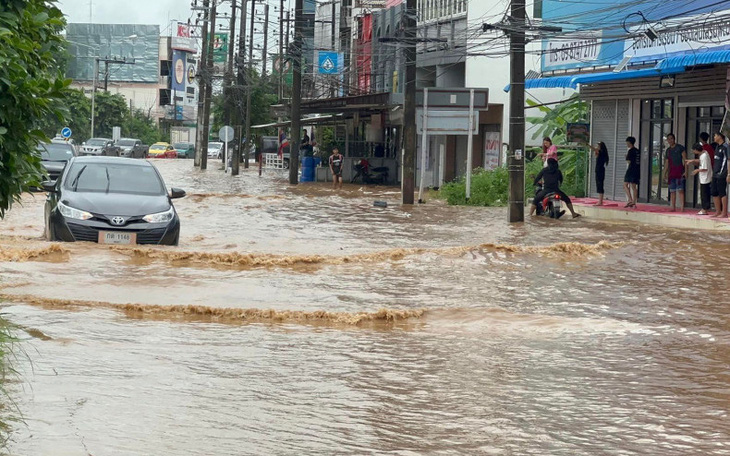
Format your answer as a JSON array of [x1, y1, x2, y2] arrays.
[[80, 138, 120, 156], [207, 141, 224, 159]]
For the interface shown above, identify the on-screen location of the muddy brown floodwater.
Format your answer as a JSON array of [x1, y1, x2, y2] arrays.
[[1, 159, 730, 455]]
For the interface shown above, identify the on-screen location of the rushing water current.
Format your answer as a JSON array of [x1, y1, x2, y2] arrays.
[[1, 160, 729, 455]]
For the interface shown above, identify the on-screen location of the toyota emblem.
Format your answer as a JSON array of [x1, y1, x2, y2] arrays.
[[111, 216, 125, 226]]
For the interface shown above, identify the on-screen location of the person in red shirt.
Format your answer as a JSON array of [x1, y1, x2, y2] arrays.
[[663, 133, 687, 212], [700, 132, 715, 168]]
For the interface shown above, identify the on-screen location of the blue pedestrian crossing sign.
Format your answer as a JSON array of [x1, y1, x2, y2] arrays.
[[61, 127, 72, 138], [318, 51, 339, 75]]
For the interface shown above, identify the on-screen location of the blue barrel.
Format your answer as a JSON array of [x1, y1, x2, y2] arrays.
[[301, 156, 315, 182]]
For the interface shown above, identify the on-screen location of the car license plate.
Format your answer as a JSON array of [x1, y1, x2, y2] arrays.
[[98, 231, 136, 245]]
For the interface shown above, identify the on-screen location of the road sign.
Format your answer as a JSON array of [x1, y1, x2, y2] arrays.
[[318, 51, 340, 75], [219, 126, 234, 142], [61, 127, 72, 138]]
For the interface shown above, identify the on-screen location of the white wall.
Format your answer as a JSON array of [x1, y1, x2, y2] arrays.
[[465, 0, 574, 146]]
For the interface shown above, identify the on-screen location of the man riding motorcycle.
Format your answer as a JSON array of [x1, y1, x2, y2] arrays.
[[530, 158, 581, 218]]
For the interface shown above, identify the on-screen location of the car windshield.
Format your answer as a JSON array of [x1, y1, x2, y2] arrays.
[[64, 163, 165, 195], [38, 143, 75, 161], [87, 139, 107, 146], [117, 139, 136, 146], [173, 143, 189, 149], [209, 142, 223, 150], [150, 145, 166, 150]]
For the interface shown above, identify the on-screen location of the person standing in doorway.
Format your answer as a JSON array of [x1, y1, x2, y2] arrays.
[[329, 147, 344, 190], [538, 137, 558, 167], [714, 132, 730, 217], [664, 133, 687, 212], [699, 132, 715, 168], [589, 142, 609, 206], [623, 136, 640, 207], [689, 143, 713, 215]]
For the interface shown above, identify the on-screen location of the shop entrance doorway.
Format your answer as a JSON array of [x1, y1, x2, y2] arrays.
[[686, 106, 726, 207]]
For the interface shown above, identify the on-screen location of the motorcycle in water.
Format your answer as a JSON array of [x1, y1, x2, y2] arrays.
[[534, 184, 566, 219], [351, 159, 389, 185]]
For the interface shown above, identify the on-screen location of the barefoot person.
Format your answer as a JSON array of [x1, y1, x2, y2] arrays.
[[713, 132, 730, 217], [530, 158, 581, 218], [623, 136, 640, 207], [589, 142, 609, 205], [689, 143, 712, 215], [329, 147, 344, 190], [664, 133, 687, 212]]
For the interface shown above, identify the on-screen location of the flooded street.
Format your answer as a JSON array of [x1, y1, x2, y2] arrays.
[[1, 159, 730, 455]]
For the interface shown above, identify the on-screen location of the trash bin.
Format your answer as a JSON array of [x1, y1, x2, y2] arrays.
[[301, 156, 315, 182]]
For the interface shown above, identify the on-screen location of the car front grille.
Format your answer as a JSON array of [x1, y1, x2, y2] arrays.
[[67, 223, 169, 245]]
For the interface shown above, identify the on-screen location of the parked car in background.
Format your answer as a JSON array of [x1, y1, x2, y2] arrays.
[[38, 142, 76, 182], [115, 138, 147, 158], [79, 138, 120, 156], [148, 142, 177, 159], [207, 141, 224, 159], [43, 156, 186, 246], [173, 142, 195, 159]]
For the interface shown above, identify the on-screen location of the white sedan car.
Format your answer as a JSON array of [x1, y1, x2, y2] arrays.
[[207, 142, 224, 158]]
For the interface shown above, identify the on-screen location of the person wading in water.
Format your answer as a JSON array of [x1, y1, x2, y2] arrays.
[[329, 147, 344, 190]]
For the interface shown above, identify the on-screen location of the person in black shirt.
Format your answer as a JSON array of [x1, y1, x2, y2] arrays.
[[530, 158, 581, 218], [329, 147, 344, 190], [623, 136, 640, 208], [711, 132, 729, 218], [589, 141, 609, 205], [301, 129, 310, 146]]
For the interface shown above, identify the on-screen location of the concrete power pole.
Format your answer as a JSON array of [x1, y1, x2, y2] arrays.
[[262, 4, 269, 77], [223, 0, 237, 169], [233, 0, 248, 176], [244, 0, 256, 170], [401, 0, 416, 204], [195, 0, 211, 167], [201, 0, 218, 170], [278, 0, 285, 102], [289, 0, 303, 185], [507, 0, 526, 222]]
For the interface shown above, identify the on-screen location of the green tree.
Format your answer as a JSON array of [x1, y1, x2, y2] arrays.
[[38, 88, 91, 140], [94, 91, 127, 139], [526, 94, 589, 145], [212, 71, 278, 141], [124, 109, 161, 145], [0, 0, 69, 217]]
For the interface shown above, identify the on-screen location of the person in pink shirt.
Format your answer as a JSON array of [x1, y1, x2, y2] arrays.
[[538, 137, 558, 167]]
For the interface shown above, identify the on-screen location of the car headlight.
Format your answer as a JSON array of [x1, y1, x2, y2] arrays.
[[57, 202, 93, 220], [143, 207, 175, 223]]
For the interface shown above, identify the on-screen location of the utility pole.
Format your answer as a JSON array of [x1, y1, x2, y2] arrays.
[[289, 0, 302, 185], [262, 4, 269, 77], [201, 0, 217, 170], [91, 57, 99, 138], [330, 1, 336, 97], [401, 0, 416, 204], [278, 0, 284, 101], [507, 0, 526, 222], [195, 0, 211, 167], [223, 0, 237, 128], [233, 0, 248, 175], [244, 0, 256, 170]]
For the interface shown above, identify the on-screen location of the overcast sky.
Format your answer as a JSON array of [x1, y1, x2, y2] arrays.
[[58, 0, 195, 33]]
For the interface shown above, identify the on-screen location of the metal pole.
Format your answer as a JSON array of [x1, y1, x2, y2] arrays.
[[244, 0, 256, 170], [91, 57, 98, 138], [466, 88, 475, 200], [507, 0, 526, 222], [289, 0, 303, 185], [262, 4, 269, 77], [402, 0, 416, 204], [201, 0, 217, 170], [223, 0, 237, 129], [417, 88, 429, 203]]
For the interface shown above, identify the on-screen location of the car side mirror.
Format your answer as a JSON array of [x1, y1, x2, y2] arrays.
[[169, 188, 186, 199], [41, 181, 56, 193]]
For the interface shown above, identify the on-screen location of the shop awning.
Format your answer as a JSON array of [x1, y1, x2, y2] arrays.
[[655, 48, 730, 69], [504, 66, 686, 92]]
